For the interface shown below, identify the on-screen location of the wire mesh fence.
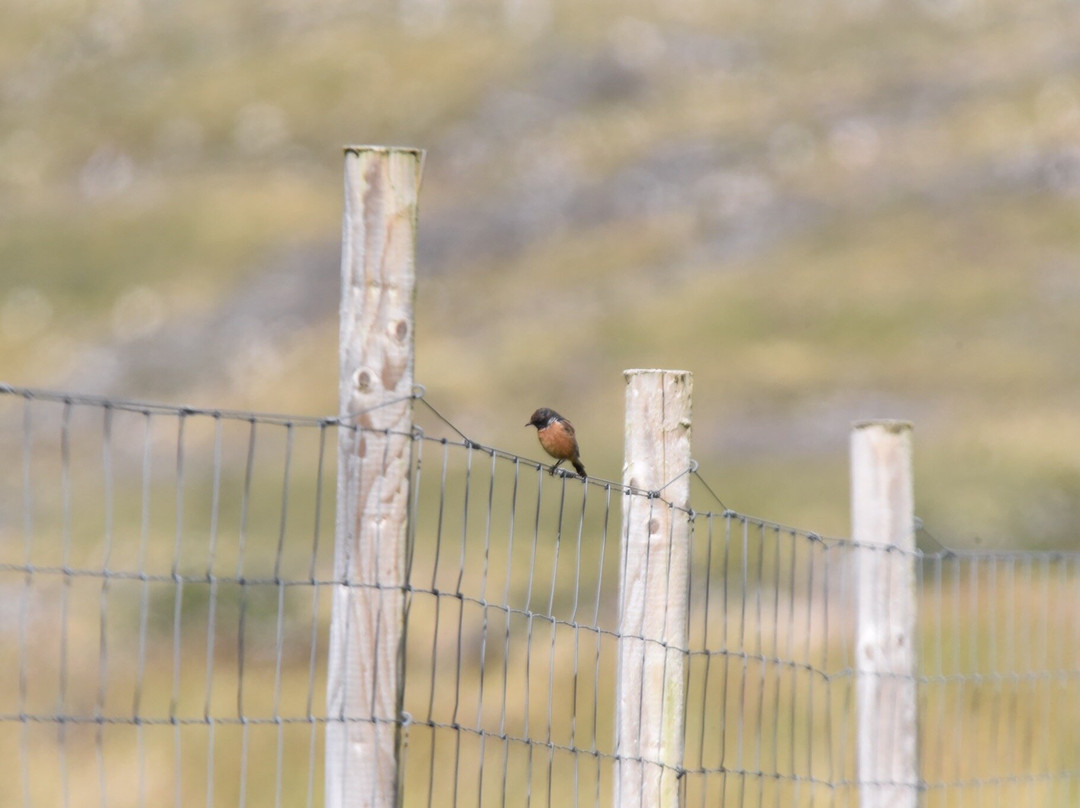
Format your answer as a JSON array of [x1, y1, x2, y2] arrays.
[[918, 550, 1080, 806], [0, 387, 338, 808], [1, 384, 1079, 806]]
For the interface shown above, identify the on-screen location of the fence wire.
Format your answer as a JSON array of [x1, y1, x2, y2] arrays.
[[1, 385, 1079, 807], [917, 550, 1080, 806], [0, 387, 337, 808]]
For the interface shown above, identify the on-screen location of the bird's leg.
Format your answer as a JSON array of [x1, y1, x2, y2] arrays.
[[550, 459, 563, 476]]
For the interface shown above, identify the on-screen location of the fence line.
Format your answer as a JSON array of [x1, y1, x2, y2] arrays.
[[4, 147, 1080, 808], [3, 382, 1080, 806]]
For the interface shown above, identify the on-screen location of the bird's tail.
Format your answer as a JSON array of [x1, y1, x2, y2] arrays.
[[572, 458, 587, 478]]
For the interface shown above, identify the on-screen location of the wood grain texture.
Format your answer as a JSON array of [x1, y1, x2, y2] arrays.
[[326, 146, 423, 808], [851, 420, 918, 808], [616, 368, 693, 808]]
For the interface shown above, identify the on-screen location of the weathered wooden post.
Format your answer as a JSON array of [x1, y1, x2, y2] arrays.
[[326, 146, 424, 808], [851, 420, 919, 808], [616, 369, 693, 808]]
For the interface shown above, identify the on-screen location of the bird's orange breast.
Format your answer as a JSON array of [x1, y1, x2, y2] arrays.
[[537, 422, 578, 460]]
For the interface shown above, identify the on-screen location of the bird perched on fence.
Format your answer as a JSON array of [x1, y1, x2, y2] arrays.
[[526, 407, 587, 478]]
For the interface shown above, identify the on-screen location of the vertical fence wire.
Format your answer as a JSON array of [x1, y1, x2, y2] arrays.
[[3, 386, 1080, 807], [918, 549, 1080, 807], [0, 389, 338, 808], [678, 512, 859, 808]]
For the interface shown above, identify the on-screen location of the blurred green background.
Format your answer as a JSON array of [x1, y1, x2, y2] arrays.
[[5, 0, 1080, 547]]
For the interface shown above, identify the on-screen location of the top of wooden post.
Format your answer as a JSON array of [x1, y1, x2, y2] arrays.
[[852, 419, 913, 434], [344, 144, 425, 155], [624, 368, 692, 379]]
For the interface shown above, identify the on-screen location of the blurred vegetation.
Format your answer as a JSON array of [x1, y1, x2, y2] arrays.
[[4, 0, 1080, 546], [4, 0, 1080, 547], [4, 0, 1080, 804]]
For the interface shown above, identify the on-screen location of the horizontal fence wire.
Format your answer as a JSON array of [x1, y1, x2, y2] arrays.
[[0, 387, 337, 808], [917, 550, 1080, 807], [680, 512, 858, 808], [399, 431, 621, 807], [1, 385, 1079, 806]]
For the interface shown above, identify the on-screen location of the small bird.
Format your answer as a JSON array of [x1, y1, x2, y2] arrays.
[[526, 407, 587, 478]]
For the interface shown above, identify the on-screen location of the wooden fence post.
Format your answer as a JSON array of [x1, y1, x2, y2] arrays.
[[326, 146, 424, 808], [616, 369, 693, 808], [851, 420, 919, 808]]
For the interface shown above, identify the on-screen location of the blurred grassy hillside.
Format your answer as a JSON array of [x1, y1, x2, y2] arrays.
[[4, 0, 1080, 546]]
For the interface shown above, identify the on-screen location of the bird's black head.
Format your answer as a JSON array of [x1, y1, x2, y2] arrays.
[[526, 408, 560, 429]]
